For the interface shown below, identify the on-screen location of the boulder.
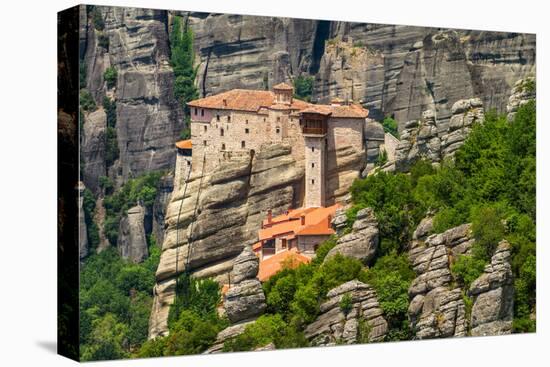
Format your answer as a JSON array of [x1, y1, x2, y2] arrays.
[[506, 77, 536, 122], [305, 280, 388, 346], [325, 208, 378, 264], [230, 246, 259, 284], [203, 320, 255, 354]]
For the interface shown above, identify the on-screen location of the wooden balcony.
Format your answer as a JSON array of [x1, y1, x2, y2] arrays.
[[302, 126, 327, 135]]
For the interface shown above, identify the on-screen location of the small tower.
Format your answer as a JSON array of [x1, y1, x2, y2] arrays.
[[174, 139, 192, 191], [273, 82, 293, 105], [299, 108, 330, 207]]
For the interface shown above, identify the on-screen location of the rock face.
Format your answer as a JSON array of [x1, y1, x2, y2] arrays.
[[305, 280, 388, 346], [395, 98, 484, 171], [149, 142, 302, 338], [78, 182, 89, 259], [408, 222, 474, 339], [185, 15, 535, 127], [468, 240, 514, 336], [81, 108, 107, 193], [224, 246, 266, 324], [81, 6, 184, 185], [363, 119, 386, 175], [507, 77, 536, 121], [325, 207, 379, 264], [117, 204, 148, 263], [204, 320, 254, 354]]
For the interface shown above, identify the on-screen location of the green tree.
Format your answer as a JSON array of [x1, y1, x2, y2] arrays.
[[293, 76, 314, 102], [170, 16, 198, 112], [103, 66, 118, 89], [382, 116, 398, 138]]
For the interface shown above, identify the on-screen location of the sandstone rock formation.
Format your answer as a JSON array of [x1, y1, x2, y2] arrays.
[[305, 280, 388, 345], [395, 99, 484, 171], [468, 240, 514, 336], [204, 320, 254, 354], [117, 204, 148, 263], [149, 142, 302, 338], [507, 77, 536, 121], [325, 207, 379, 264], [363, 119, 386, 175], [81, 6, 184, 185], [330, 207, 348, 237], [81, 108, 107, 194], [408, 222, 474, 339], [224, 246, 266, 324], [78, 182, 89, 259]]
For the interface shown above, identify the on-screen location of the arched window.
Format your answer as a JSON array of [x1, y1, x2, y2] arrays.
[[245, 128, 249, 134], [276, 127, 280, 134], [201, 109, 204, 116], [311, 179, 315, 185], [216, 114, 220, 121], [311, 146, 315, 152], [222, 143, 226, 150], [241, 141, 246, 148], [204, 125, 207, 132], [220, 128, 224, 136]]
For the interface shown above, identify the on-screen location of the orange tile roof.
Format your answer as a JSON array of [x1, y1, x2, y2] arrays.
[[299, 103, 369, 119], [252, 242, 262, 251], [258, 248, 311, 281], [175, 139, 192, 149], [273, 82, 294, 90], [258, 204, 340, 241]]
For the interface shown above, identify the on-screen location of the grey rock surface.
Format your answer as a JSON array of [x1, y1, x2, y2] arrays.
[[325, 208, 379, 264], [468, 240, 514, 336], [78, 182, 89, 259], [203, 320, 255, 354], [81, 108, 107, 194], [305, 280, 388, 346], [224, 279, 266, 324], [506, 77, 536, 121], [408, 222, 473, 338], [117, 204, 148, 263]]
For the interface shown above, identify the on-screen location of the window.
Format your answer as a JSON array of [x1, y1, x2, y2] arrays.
[[276, 127, 280, 134], [241, 141, 246, 148], [194, 108, 198, 115], [311, 179, 315, 185], [201, 109, 204, 117], [203, 140, 207, 146], [204, 125, 207, 132], [216, 114, 220, 121], [311, 163, 315, 168], [227, 115, 231, 122], [245, 128, 249, 134], [187, 161, 190, 166], [222, 143, 226, 150], [277, 116, 281, 122], [220, 128, 224, 136], [311, 146, 315, 152], [246, 120, 249, 124], [263, 118, 266, 122]]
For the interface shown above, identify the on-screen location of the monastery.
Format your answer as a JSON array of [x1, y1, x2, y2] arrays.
[[175, 82, 380, 280]]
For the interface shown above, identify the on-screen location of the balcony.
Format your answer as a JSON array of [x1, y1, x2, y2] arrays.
[[302, 126, 327, 136]]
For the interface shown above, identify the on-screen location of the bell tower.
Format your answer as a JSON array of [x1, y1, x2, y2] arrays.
[[300, 110, 329, 207]]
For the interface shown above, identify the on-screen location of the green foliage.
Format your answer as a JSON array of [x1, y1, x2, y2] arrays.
[[360, 252, 415, 340], [164, 310, 222, 355], [167, 273, 222, 329], [97, 33, 109, 49], [223, 314, 307, 352], [99, 175, 114, 194], [103, 66, 118, 89], [105, 127, 119, 167], [102, 172, 163, 244], [521, 79, 535, 94], [170, 16, 198, 113], [179, 126, 191, 140], [339, 293, 353, 314], [376, 149, 388, 167], [450, 255, 486, 291], [82, 188, 99, 250], [91, 7, 105, 31], [382, 116, 399, 138], [470, 202, 510, 261], [80, 89, 96, 112], [293, 76, 314, 102], [80, 242, 161, 360], [310, 236, 337, 266], [79, 63, 87, 88]]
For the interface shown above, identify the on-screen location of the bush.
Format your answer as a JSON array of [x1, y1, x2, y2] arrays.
[[339, 293, 353, 314], [223, 314, 307, 352], [91, 7, 105, 31], [103, 67, 118, 89], [382, 116, 398, 138], [170, 16, 198, 113], [293, 76, 314, 102], [450, 255, 486, 290], [80, 89, 97, 112]]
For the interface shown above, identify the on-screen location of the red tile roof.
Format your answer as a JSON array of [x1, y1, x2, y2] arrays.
[[175, 139, 192, 149], [258, 204, 340, 242], [258, 248, 311, 281], [186, 87, 367, 118], [273, 82, 294, 91]]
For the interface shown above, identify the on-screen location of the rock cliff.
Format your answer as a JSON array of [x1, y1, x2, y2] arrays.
[[395, 98, 484, 171], [149, 142, 303, 338], [507, 77, 536, 121], [468, 240, 514, 336], [408, 222, 473, 338], [305, 280, 388, 345], [81, 108, 107, 194], [117, 204, 149, 263]]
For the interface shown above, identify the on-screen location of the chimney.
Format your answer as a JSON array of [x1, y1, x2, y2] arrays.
[[300, 214, 306, 226], [223, 98, 227, 107], [267, 209, 272, 224]]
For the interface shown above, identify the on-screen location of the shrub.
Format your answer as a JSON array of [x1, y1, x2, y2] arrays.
[[80, 89, 97, 112], [293, 76, 314, 102], [91, 7, 105, 31], [339, 293, 353, 314], [170, 16, 198, 113], [103, 67, 118, 89], [382, 116, 398, 138], [450, 255, 486, 290]]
